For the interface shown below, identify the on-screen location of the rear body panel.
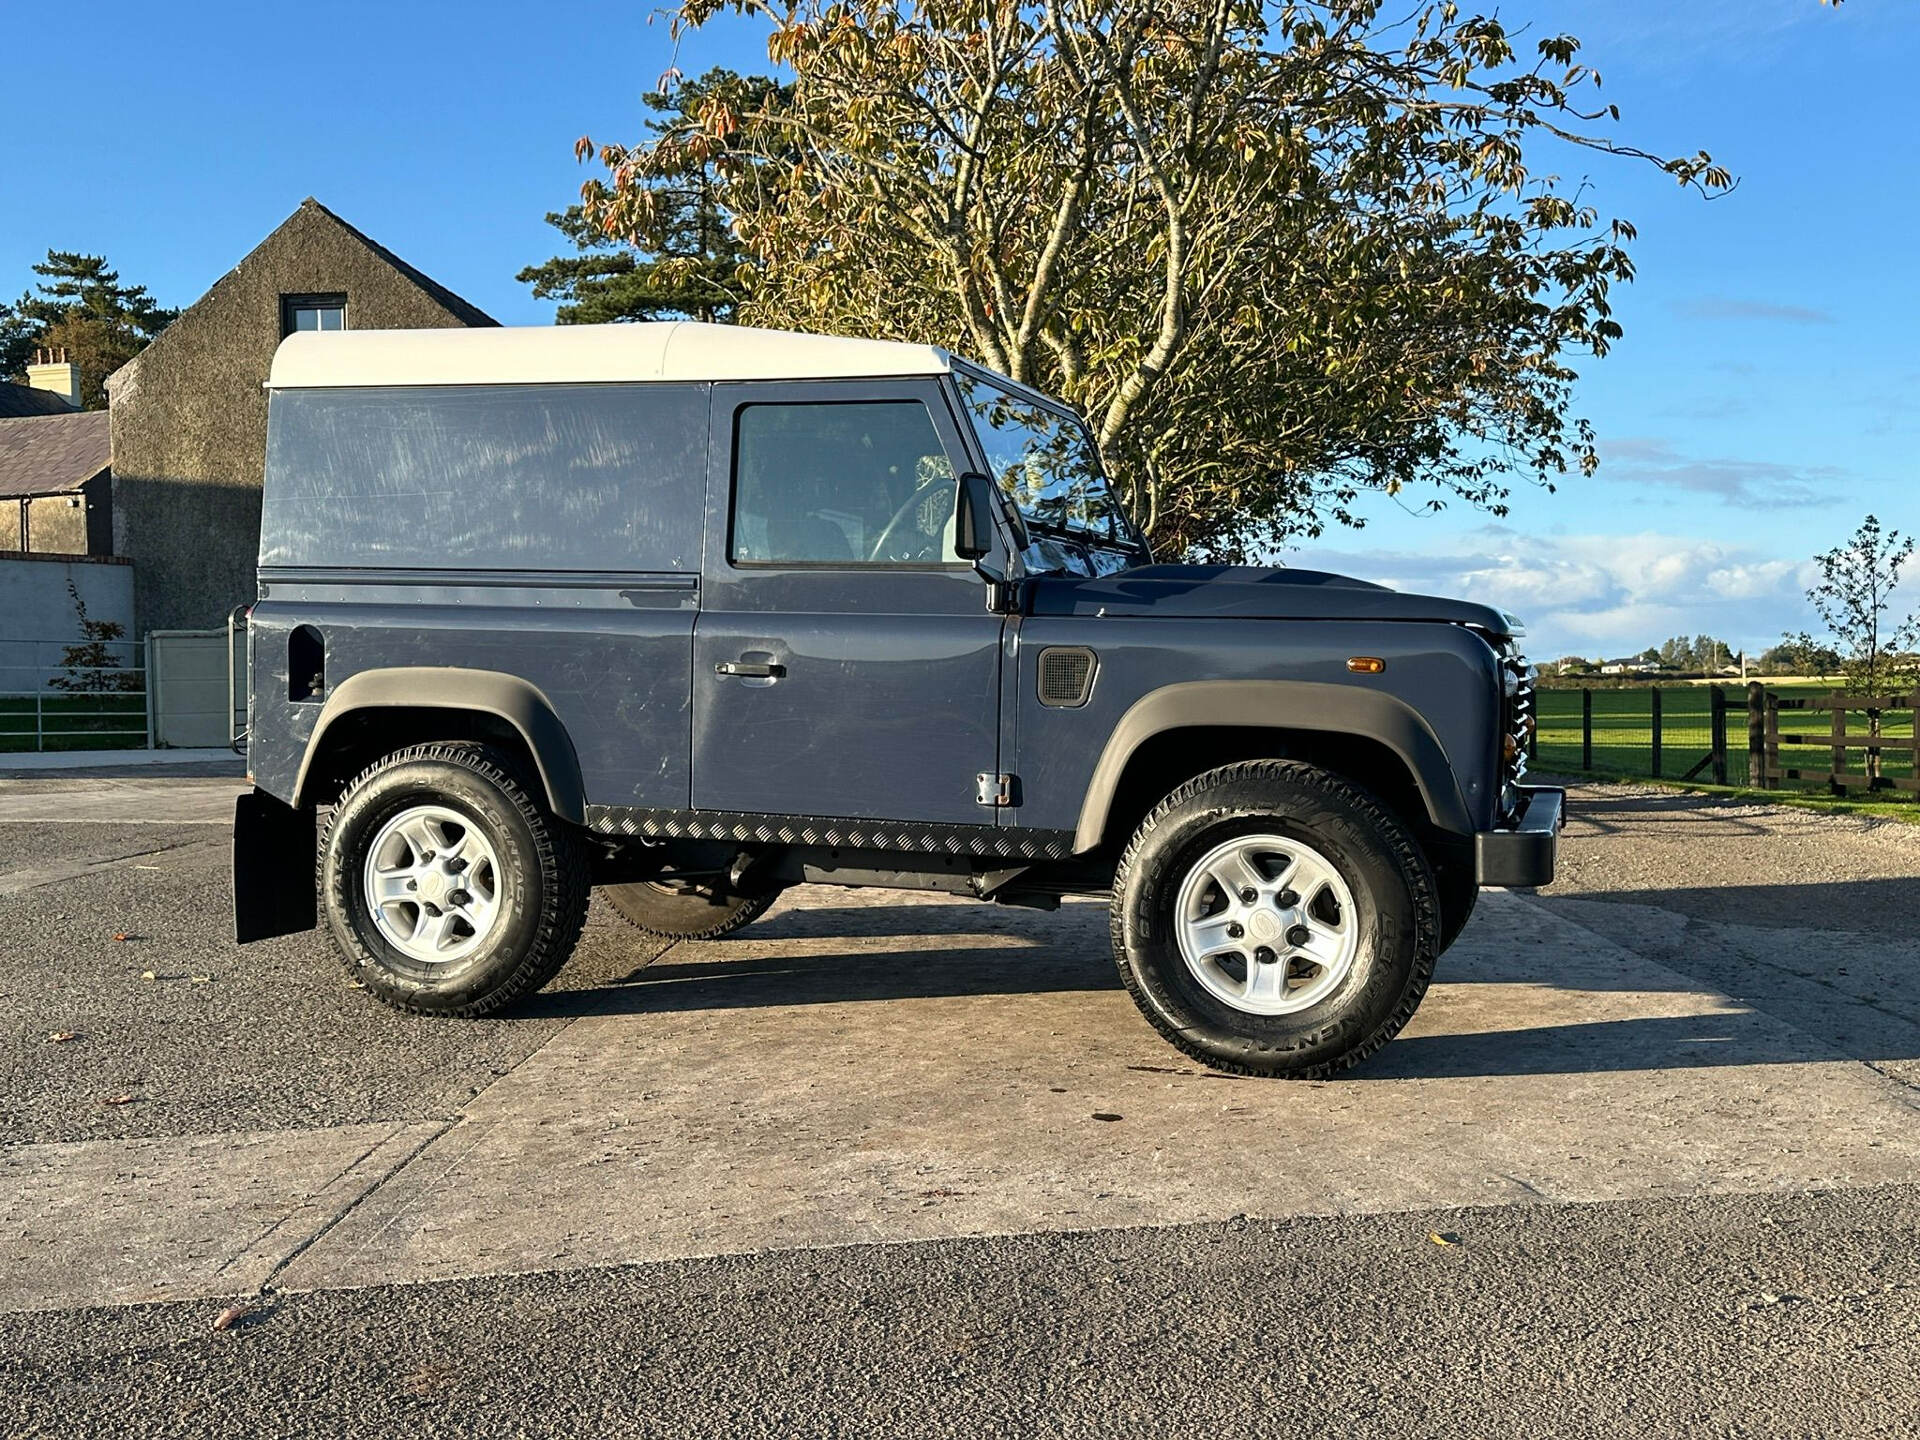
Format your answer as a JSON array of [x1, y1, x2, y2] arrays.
[[246, 573, 697, 812]]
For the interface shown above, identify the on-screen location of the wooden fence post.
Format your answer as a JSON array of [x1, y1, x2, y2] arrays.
[[1911, 686, 1920, 794], [1581, 688, 1592, 771], [1747, 681, 1768, 789], [1867, 699, 1884, 790], [1650, 687, 1663, 779], [1832, 694, 1849, 796], [1710, 685, 1728, 785]]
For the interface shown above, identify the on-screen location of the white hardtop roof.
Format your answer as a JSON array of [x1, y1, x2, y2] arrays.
[[267, 321, 957, 390]]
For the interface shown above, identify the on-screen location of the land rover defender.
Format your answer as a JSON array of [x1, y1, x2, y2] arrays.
[[233, 321, 1560, 1078]]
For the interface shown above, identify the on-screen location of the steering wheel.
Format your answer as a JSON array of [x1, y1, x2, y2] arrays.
[[866, 472, 955, 563]]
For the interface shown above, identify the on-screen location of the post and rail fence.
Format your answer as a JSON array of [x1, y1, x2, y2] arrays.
[[0, 637, 148, 754], [1, 625, 251, 754], [1751, 684, 1919, 796], [1538, 681, 1919, 798]]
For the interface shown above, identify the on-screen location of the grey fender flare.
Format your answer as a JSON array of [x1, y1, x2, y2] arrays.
[[1073, 679, 1472, 852], [292, 667, 587, 823]]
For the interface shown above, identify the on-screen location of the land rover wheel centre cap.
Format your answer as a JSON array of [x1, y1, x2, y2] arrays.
[[1173, 833, 1361, 1016], [363, 804, 502, 964]]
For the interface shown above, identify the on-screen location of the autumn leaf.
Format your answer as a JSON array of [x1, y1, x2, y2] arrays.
[[212, 1300, 261, 1332]]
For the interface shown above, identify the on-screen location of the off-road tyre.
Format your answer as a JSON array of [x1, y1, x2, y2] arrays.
[[320, 742, 589, 1016], [1110, 759, 1441, 1078], [601, 882, 780, 940]]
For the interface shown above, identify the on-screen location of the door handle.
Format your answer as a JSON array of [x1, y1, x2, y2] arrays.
[[716, 660, 786, 679]]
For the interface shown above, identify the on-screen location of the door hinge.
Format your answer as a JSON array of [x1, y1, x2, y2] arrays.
[[975, 772, 1022, 808]]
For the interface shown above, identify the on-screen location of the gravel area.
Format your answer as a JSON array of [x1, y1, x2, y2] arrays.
[[5, 774, 1920, 1439], [1550, 780, 1920, 939]]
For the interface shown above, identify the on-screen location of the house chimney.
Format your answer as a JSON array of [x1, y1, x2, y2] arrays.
[[25, 347, 81, 410]]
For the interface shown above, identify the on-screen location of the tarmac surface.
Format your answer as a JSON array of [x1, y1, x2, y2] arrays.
[[2, 773, 1917, 1435]]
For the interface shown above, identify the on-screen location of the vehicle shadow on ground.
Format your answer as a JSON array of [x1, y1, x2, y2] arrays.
[[1530, 878, 1920, 941], [538, 902, 1920, 1079], [1362, 1012, 1906, 1079], [526, 938, 1120, 1020]]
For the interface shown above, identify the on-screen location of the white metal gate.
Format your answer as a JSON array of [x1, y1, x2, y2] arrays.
[[146, 629, 246, 749]]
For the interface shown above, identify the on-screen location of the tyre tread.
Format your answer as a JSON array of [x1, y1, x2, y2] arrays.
[[603, 886, 778, 941], [1109, 758, 1441, 1079], [320, 741, 589, 1017]]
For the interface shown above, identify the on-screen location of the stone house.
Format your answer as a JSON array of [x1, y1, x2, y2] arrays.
[[105, 198, 496, 635], [0, 374, 112, 554]]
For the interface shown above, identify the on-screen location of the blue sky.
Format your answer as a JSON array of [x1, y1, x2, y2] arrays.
[[2, 1, 1911, 660]]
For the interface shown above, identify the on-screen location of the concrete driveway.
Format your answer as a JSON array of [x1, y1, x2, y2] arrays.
[[2, 774, 1918, 1435]]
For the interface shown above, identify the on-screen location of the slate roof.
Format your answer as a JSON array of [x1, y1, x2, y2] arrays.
[[0, 382, 80, 419], [0, 411, 111, 498]]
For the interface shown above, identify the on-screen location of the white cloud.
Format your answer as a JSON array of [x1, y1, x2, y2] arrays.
[[1538, 0, 1842, 67], [1670, 297, 1835, 326], [1286, 527, 1819, 660], [1597, 436, 1846, 508]]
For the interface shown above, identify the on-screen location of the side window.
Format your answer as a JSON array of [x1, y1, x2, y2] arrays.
[[732, 401, 959, 566]]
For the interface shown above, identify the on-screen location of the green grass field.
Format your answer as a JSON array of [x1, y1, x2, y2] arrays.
[[0, 693, 147, 753], [1535, 683, 1917, 793]]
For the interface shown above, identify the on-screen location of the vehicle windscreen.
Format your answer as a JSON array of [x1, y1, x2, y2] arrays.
[[954, 369, 1143, 576]]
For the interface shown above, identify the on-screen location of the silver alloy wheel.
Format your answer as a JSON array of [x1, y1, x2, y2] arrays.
[[362, 803, 502, 965], [1173, 832, 1361, 1016]]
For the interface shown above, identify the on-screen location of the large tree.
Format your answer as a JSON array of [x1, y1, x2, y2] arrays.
[[1, 251, 176, 409], [523, 69, 789, 323], [576, 0, 1734, 557]]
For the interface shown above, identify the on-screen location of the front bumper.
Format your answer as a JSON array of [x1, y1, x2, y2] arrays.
[[1474, 784, 1564, 888]]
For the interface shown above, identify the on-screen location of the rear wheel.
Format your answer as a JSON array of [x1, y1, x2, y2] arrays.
[[1110, 759, 1440, 1078], [320, 742, 588, 1016], [602, 880, 779, 940]]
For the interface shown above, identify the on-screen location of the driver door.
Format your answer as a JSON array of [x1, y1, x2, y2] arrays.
[[691, 379, 1007, 825]]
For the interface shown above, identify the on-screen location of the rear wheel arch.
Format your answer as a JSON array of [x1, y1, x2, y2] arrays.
[[293, 669, 586, 823]]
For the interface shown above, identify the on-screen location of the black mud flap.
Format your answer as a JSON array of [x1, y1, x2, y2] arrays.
[[234, 790, 318, 943]]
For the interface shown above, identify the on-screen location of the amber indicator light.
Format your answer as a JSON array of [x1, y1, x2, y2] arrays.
[[1346, 656, 1387, 674]]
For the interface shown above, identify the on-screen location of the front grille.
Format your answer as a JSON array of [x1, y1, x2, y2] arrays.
[[1499, 640, 1536, 813]]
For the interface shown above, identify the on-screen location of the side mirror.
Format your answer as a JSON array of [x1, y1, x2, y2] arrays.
[[954, 471, 997, 561]]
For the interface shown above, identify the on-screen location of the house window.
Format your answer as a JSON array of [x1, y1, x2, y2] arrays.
[[282, 295, 347, 335]]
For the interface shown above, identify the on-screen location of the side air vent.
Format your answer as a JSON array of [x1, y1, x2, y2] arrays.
[[1037, 646, 1097, 708]]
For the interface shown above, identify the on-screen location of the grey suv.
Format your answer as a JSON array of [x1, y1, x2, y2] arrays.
[[234, 321, 1559, 1077]]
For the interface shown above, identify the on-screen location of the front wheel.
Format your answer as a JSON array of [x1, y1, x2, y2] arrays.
[[320, 742, 589, 1016], [1110, 760, 1441, 1078]]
